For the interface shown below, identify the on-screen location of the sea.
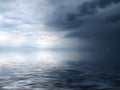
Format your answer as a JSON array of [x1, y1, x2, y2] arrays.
[[0, 50, 120, 90]]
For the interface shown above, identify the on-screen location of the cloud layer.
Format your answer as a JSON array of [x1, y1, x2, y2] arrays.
[[0, 0, 120, 50]]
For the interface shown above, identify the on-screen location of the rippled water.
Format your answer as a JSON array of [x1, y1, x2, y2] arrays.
[[0, 51, 120, 90]]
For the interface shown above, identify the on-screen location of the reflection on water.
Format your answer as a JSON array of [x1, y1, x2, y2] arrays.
[[0, 51, 120, 90]]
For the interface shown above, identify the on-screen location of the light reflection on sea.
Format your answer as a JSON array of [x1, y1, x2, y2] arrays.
[[0, 51, 83, 90], [0, 51, 119, 90]]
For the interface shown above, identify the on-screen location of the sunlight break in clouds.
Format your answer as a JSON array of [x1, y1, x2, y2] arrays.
[[0, 31, 26, 46], [0, 0, 85, 49], [0, 0, 59, 48]]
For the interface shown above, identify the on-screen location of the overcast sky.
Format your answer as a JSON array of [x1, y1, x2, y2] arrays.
[[0, 0, 120, 50]]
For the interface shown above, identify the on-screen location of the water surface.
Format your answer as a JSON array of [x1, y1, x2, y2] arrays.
[[0, 51, 119, 90]]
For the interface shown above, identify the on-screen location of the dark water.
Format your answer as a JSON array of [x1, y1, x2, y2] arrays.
[[0, 51, 120, 90]]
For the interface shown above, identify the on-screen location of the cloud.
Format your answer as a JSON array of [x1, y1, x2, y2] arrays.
[[64, 32, 89, 38], [0, 0, 14, 12], [46, 0, 120, 30], [0, 0, 120, 49], [0, 15, 23, 28], [0, 31, 26, 47], [37, 0, 120, 53]]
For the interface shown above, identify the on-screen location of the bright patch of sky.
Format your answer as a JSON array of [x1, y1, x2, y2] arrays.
[[0, 0, 84, 49]]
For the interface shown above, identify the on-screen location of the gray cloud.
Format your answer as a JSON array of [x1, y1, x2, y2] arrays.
[[0, 0, 13, 3], [42, 0, 120, 60], [45, 0, 120, 29], [64, 32, 89, 39]]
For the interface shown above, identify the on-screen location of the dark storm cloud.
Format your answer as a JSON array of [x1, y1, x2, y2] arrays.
[[64, 32, 89, 38], [79, 0, 120, 15], [47, 0, 120, 30], [40, 0, 120, 50], [47, 0, 120, 61], [106, 12, 120, 23]]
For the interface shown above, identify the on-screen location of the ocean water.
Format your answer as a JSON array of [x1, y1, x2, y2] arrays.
[[0, 51, 120, 90]]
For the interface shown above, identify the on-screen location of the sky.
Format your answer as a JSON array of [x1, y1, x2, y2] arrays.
[[0, 0, 120, 51]]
